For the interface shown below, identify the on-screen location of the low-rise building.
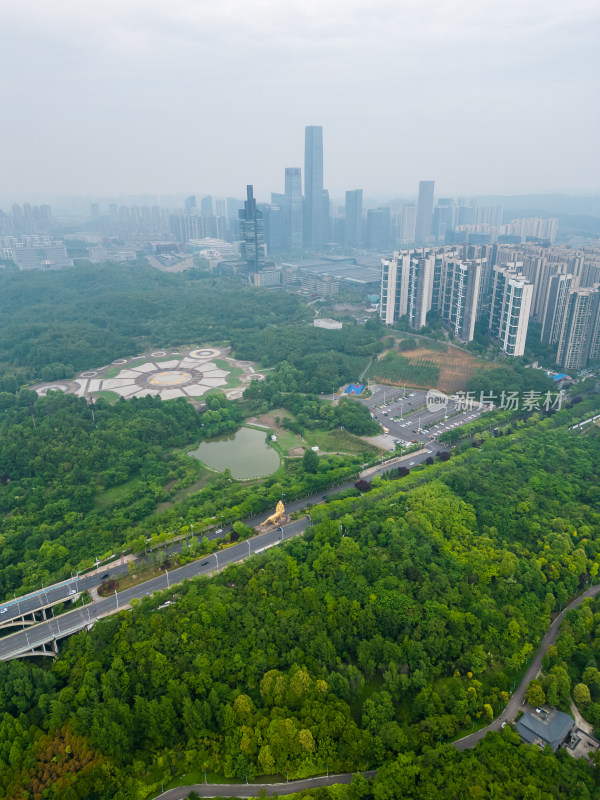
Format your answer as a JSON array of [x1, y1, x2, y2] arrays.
[[515, 707, 574, 752]]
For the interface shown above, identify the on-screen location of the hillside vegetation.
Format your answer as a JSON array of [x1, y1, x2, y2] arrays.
[[1, 398, 599, 798]]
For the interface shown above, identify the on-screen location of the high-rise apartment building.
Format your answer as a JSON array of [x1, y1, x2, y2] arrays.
[[380, 249, 434, 329], [282, 168, 303, 251], [239, 185, 266, 272], [541, 273, 579, 345], [304, 126, 324, 249], [556, 287, 600, 371], [415, 181, 435, 244], [489, 265, 533, 356], [185, 195, 197, 214], [437, 259, 482, 342], [344, 190, 363, 247]]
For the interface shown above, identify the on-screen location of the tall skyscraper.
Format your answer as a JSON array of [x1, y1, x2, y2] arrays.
[[415, 181, 435, 244], [344, 190, 363, 247], [304, 126, 324, 249], [432, 199, 456, 242], [185, 195, 197, 214], [200, 196, 213, 217], [239, 185, 266, 272], [365, 208, 391, 249], [284, 167, 303, 250], [400, 205, 417, 245], [489, 265, 533, 356]]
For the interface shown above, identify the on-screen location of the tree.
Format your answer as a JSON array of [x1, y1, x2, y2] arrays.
[[573, 683, 591, 706], [355, 479, 372, 493], [525, 680, 546, 708], [303, 449, 320, 474]]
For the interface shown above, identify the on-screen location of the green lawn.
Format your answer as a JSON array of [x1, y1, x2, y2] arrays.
[[303, 429, 382, 456], [103, 366, 120, 379], [369, 351, 440, 387], [276, 429, 305, 454], [94, 476, 144, 509], [90, 389, 120, 402], [103, 358, 149, 378]]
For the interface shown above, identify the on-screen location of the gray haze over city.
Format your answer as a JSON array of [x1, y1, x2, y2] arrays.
[[2, 0, 599, 203]]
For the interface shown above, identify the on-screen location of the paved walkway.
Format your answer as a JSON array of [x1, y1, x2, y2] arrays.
[[571, 700, 594, 735]]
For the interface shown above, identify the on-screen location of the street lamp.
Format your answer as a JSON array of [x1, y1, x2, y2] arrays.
[[214, 552, 219, 571], [165, 569, 170, 589], [247, 540, 251, 557], [115, 590, 119, 609]]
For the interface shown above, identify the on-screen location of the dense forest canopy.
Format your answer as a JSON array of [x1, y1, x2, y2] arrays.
[[232, 323, 382, 394], [1, 398, 599, 798], [0, 264, 310, 384]]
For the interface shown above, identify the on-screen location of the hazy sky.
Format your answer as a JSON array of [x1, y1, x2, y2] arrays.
[[2, 0, 599, 202]]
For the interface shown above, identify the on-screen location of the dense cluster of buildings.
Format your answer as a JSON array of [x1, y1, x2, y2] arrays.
[[0, 125, 597, 374], [380, 242, 600, 370], [0, 203, 53, 235]]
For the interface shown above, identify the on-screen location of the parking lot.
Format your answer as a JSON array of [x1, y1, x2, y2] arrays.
[[360, 383, 486, 447]]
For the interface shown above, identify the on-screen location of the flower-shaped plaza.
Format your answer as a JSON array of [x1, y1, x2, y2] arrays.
[[34, 347, 264, 402]]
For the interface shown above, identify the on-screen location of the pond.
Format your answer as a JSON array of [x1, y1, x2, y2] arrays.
[[188, 426, 280, 480]]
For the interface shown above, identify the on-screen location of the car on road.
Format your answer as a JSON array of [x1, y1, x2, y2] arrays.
[[201, 560, 210, 566], [215, 528, 223, 534], [409, 461, 415, 466], [101, 573, 109, 580], [0, 607, 7, 615], [67, 589, 77, 596]]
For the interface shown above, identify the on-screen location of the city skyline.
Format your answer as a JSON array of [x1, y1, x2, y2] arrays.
[[1, 0, 598, 199]]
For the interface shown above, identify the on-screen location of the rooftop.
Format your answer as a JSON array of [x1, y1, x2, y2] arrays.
[[515, 707, 574, 751]]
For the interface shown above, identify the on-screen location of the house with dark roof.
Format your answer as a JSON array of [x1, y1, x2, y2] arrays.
[[515, 707, 574, 752]]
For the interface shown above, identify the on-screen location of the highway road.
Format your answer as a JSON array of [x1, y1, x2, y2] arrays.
[[0, 380, 494, 628], [0, 520, 308, 660], [0, 431, 447, 633], [0, 440, 446, 661]]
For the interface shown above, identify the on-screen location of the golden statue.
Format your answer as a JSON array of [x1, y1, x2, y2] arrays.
[[261, 500, 285, 527]]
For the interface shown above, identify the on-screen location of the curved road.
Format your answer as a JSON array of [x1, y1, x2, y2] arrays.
[[154, 772, 378, 800], [453, 580, 600, 749]]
